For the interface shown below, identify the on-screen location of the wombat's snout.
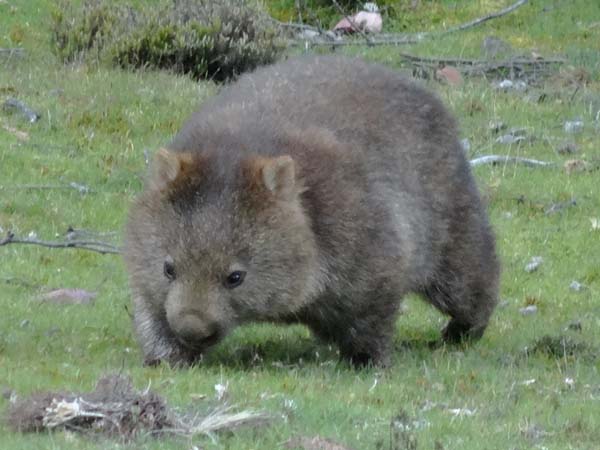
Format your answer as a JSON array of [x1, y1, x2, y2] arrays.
[[170, 315, 221, 350]]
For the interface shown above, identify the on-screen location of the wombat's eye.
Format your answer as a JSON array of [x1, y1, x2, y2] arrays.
[[224, 270, 246, 289], [163, 259, 176, 281]]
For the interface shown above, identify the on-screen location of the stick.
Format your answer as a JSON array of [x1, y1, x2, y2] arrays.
[[0, 231, 121, 255], [469, 155, 555, 168], [443, 0, 529, 34]]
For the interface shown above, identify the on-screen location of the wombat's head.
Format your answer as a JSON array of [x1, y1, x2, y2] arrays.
[[125, 148, 322, 358]]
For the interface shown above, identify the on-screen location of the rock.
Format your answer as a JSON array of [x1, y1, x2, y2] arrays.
[[519, 305, 538, 315], [332, 3, 382, 34], [524, 256, 543, 273], [569, 281, 585, 292]]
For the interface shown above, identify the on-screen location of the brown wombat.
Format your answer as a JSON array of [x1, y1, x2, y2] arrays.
[[124, 55, 499, 367]]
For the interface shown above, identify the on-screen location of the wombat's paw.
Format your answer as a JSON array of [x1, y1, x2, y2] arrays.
[[142, 346, 200, 368], [143, 357, 163, 367], [342, 349, 391, 369], [442, 319, 485, 343]]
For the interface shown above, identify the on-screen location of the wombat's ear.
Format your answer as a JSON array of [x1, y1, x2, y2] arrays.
[[151, 148, 195, 191], [260, 155, 296, 200]]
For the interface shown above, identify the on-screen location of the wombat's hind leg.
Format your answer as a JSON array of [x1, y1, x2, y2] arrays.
[[423, 243, 499, 344], [424, 280, 497, 343]]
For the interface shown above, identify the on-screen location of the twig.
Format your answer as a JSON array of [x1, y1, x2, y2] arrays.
[[443, 0, 528, 34], [0, 231, 121, 254], [469, 155, 555, 168]]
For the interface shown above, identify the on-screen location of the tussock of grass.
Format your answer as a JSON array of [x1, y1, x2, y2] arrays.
[[50, 0, 283, 81]]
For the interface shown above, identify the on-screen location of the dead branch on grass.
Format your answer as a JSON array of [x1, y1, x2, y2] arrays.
[[442, 0, 528, 34], [469, 155, 555, 168], [400, 53, 565, 79], [0, 231, 121, 255], [0, 182, 92, 194], [292, 0, 529, 47]]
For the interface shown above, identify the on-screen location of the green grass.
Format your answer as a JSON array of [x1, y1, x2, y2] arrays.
[[1, 0, 600, 449]]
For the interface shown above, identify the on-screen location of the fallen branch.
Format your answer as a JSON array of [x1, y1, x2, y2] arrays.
[[295, 0, 528, 47], [400, 53, 565, 78], [443, 0, 528, 34], [469, 155, 555, 168], [2, 97, 40, 123], [0, 231, 121, 255], [0, 182, 92, 194]]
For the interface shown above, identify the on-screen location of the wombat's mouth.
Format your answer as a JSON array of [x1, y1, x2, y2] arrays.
[[177, 330, 222, 352]]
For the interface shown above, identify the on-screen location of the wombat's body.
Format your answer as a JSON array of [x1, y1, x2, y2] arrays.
[[124, 55, 499, 367]]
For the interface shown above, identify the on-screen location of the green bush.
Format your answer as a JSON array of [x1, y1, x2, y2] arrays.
[[51, 0, 283, 81]]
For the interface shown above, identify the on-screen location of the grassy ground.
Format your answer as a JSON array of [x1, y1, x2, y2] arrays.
[[1, 0, 599, 448]]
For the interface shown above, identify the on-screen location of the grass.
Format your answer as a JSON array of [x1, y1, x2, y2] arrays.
[[1, 0, 599, 448]]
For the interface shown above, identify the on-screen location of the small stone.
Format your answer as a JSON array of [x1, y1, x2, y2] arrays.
[[525, 256, 543, 273], [496, 134, 525, 145], [569, 280, 584, 292], [488, 121, 507, 133], [564, 120, 584, 134], [460, 138, 471, 152], [519, 305, 538, 315]]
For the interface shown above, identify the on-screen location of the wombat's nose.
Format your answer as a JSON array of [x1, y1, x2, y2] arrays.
[[173, 316, 220, 349]]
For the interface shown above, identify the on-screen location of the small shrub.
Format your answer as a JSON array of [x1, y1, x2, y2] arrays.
[[51, 0, 283, 81]]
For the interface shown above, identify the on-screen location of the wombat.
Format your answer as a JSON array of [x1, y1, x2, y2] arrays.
[[124, 55, 499, 367]]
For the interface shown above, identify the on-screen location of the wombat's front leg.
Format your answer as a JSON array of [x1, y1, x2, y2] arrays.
[[133, 301, 197, 367], [309, 305, 397, 368]]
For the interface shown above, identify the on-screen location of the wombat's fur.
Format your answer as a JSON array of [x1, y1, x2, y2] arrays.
[[124, 55, 499, 367]]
